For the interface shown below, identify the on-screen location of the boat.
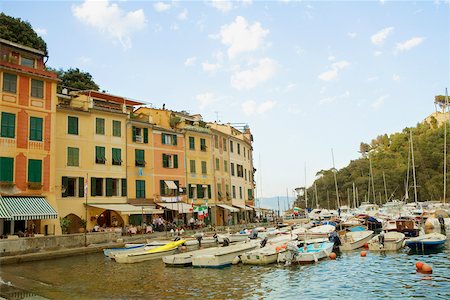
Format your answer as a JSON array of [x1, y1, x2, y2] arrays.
[[297, 224, 335, 240], [216, 233, 249, 243], [405, 233, 447, 251], [356, 203, 379, 217], [184, 236, 218, 246], [339, 230, 374, 251], [241, 241, 287, 265], [162, 245, 223, 267], [113, 240, 186, 264], [368, 231, 405, 251], [278, 241, 335, 264], [104, 241, 169, 258], [191, 240, 259, 268], [384, 218, 420, 237]]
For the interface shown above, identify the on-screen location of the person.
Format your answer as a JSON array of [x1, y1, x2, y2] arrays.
[[189, 217, 195, 230], [378, 230, 385, 247], [94, 224, 100, 232], [227, 214, 232, 226]]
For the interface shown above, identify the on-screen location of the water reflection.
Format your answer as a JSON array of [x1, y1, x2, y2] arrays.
[[1, 239, 449, 299]]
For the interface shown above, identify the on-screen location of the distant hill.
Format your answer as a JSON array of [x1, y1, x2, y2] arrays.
[[255, 196, 295, 212]]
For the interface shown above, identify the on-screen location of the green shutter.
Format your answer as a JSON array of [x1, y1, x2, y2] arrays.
[[113, 120, 121, 137], [162, 154, 168, 168], [68, 116, 78, 135], [112, 148, 121, 165], [96, 118, 105, 135], [28, 159, 42, 183], [208, 185, 212, 199], [1, 112, 15, 138], [29, 117, 43, 141], [188, 184, 193, 198], [3, 73, 17, 93], [96, 146, 105, 163], [0, 157, 14, 182], [62, 176, 68, 197], [132, 126, 137, 142], [121, 178, 127, 196], [189, 137, 195, 149], [135, 149, 144, 166], [197, 184, 203, 198], [106, 178, 113, 196], [161, 133, 165, 144], [173, 135, 177, 145], [68, 147, 79, 166], [91, 177, 96, 196], [202, 161, 207, 174], [160, 180, 165, 196], [143, 128, 148, 143], [79, 177, 84, 198], [173, 155, 178, 168], [175, 181, 179, 192]]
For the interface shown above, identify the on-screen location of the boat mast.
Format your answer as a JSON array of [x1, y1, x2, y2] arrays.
[[444, 88, 449, 204], [331, 148, 340, 208], [369, 156, 376, 204], [410, 129, 418, 203], [405, 135, 411, 202], [304, 163, 308, 210], [383, 171, 388, 203], [314, 182, 319, 208], [352, 182, 356, 209]]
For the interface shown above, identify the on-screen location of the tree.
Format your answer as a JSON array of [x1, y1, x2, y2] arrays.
[[58, 68, 100, 91], [0, 13, 48, 55]]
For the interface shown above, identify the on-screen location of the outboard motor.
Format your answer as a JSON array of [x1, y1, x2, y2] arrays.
[[194, 232, 204, 247], [328, 231, 341, 248], [223, 237, 230, 247], [250, 228, 258, 239], [438, 216, 446, 234], [174, 236, 181, 241], [284, 241, 299, 266], [260, 237, 268, 248]]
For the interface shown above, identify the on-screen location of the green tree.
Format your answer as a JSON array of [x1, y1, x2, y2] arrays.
[[0, 13, 48, 55], [58, 68, 100, 91]]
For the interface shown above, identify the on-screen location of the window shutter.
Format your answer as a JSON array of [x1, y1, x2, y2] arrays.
[[197, 184, 203, 198], [91, 177, 96, 196], [62, 176, 68, 197], [173, 135, 177, 145], [173, 155, 178, 168], [0, 157, 13, 182], [161, 133, 165, 144], [208, 185, 212, 199], [121, 178, 127, 196], [160, 180, 165, 196], [143, 128, 148, 143], [28, 159, 42, 183], [162, 154, 168, 168], [78, 177, 84, 198], [1, 112, 16, 138], [106, 178, 113, 196], [188, 184, 193, 198], [132, 126, 136, 142]]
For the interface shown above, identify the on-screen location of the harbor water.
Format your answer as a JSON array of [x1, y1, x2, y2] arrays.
[[1, 238, 449, 299]]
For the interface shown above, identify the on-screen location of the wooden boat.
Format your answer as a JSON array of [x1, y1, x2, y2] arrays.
[[368, 232, 405, 251], [278, 241, 334, 264], [114, 240, 186, 264], [339, 230, 374, 251], [191, 240, 259, 268], [405, 233, 447, 251], [162, 246, 222, 267]]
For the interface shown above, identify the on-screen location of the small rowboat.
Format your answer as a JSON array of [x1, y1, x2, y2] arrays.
[[114, 240, 186, 264]]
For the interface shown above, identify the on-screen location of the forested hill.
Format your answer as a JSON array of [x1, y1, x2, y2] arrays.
[[308, 114, 448, 208]]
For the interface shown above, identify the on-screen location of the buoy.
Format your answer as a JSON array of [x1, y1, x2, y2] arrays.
[[281, 244, 287, 249], [363, 243, 369, 249], [416, 261, 424, 270], [360, 251, 367, 257], [276, 246, 282, 252], [329, 252, 337, 260], [421, 264, 433, 274], [181, 246, 187, 251]]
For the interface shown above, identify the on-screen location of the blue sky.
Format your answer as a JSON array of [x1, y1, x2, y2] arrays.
[[2, 0, 449, 198]]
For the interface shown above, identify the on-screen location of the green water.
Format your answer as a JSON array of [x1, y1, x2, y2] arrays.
[[1, 238, 449, 299]]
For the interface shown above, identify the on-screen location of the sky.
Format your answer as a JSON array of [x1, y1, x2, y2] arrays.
[[1, 0, 449, 198]]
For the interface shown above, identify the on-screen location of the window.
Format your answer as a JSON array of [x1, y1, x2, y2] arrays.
[[201, 161, 207, 174], [200, 138, 207, 151], [95, 146, 106, 164], [215, 158, 220, 171], [29, 117, 43, 141], [248, 189, 253, 200], [231, 163, 235, 176], [237, 164, 244, 178], [223, 138, 227, 151], [135, 149, 145, 167], [2, 73, 17, 93], [132, 126, 148, 143], [244, 147, 246, 158], [67, 147, 79, 166], [214, 135, 218, 148], [106, 178, 119, 196], [31, 79, 44, 98], [66, 177, 77, 197], [189, 160, 196, 173], [91, 177, 103, 196], [244, 168, 247, 181], [68, 116, 78, 135], [121, 179, 127, 196], [0, 157, 13, 182], [232, 185, 236, 198], [162, 133, 177, 145], [239, 186, 243, 199], [1, 112, 15, 138], [160, 180, 179, 196], [21, 56, 35, 68], [28, 159, 42, 183], [224, 160, 228, 173], [188, 184, 196, 199], [230, 141, 234, 153], [237, 143, 241, 155], [136, 180, 146, 198], [61, 177, 84, 198], [112, 120, 121, 137], [162, 154, 178, 168], [226, 184, 230, 199], [189, 136, 195, 150], [196, 184, 205, 198], [217, 183, 222, 199], [96, 118, 105, 135], [112, 148, 122, 165]]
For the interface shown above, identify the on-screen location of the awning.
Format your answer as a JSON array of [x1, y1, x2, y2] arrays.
[[164, 180, 177, 190], [157, 202, 193, 214], [245, 205, 255, 210], [0, 196, 58, 220], [233, 204, 252, 211], [88, 204, 164, 215], [217, 204, 239, 212]]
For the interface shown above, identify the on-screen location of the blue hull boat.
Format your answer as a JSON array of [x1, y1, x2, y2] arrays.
[[405, 233, 446, 251]]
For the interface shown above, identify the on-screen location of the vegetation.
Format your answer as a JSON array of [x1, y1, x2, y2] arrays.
[[60, 217, 71, 234], [0, 13, 48, 54], [51, 68, 100, 92], [304, 118, 449, 209]]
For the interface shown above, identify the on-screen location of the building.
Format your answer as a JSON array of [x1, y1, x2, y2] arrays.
[[0, 38, 59, 235]]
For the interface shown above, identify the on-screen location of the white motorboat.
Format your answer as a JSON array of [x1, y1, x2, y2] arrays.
[[241, 241, 287, 265], [191, 240, 259, 268], [356, 203, 379, 217], [216, 233, 249, 243], [368, 231, 405, 251], [162, 246, 222, 267], [184, 236, 218, 246], [114, 240, 186, 264], [104, 240, 169, 258], [278, 241, 334, 264], [339, 230, 374, 251], [296, 224, 335, 240]]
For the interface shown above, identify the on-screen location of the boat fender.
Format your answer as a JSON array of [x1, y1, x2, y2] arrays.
[[260, 237, 268, 248], [232, 256, 241, 265], [223, 238, 230, 247]]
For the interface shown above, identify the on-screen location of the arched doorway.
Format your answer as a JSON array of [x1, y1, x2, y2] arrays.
[[64, 213, 83, 234], [96, 210, 124, 228]]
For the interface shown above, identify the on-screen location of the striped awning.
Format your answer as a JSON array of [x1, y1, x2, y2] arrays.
[[0, 196, 58, 220], [88, 203, 164, 215], [217, 204, 240, 213], [233, 204, 253, 211]]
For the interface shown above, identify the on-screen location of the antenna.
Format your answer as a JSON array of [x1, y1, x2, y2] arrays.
[[214, 111, 219, 122]]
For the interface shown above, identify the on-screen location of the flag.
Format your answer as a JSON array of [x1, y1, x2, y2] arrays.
[[189, 200, 194, 212], [84, 178, 88, 195]]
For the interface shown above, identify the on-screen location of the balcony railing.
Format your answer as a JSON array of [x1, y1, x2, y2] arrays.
[[0, 137, 16, 148], [28, 141, 44, 150]]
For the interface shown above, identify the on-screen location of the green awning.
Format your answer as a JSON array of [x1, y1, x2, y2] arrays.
[[0, 196, 58, 220]]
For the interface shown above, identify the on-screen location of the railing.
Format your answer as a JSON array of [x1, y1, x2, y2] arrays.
[[0, 137, 16, 148], [28, 141, 43, 150]]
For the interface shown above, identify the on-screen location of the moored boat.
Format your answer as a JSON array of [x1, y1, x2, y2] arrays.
[[278, 241, 334, 264], [162, 246, 221, 267], [339, 230, 374, 251], [114, 240, 186, 264], [368, 231, 405, 251], [405, 233, 447, 251]]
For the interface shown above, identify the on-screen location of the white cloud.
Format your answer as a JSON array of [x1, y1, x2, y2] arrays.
[[34, 28, 47, 36], [72, 0, 146, 49], [242, 100, 276, 115], [347, 32, 357, 38], [318, 60, 350, 81], [154, 2, 172, 12], [295, 46, 305, 57], [231, 58, 277, 90], [196, 92, 217, 110], [178, 8, 188, 20], [368, 76, 378, 81], [170, 23, 179, 31], [371, 27, 394, 46], [210, 0, 233, 12], [374, 51, 383, 57], [392, 74, 400, 81], [328, 55, 336, 61], [218, 16, 269, 59], [319, 90, 350, 105], [202, 62, 221, 73], [184, 56, 197, 67], [372, 95, 388, 109], [395, 37, 424, 52]]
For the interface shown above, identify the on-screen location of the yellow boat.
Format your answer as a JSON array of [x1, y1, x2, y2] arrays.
[[114, 240, 186, 264]]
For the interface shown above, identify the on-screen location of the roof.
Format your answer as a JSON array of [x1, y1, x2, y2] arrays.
[[0, 38, 46, 56], [76, 90, 144, 106]]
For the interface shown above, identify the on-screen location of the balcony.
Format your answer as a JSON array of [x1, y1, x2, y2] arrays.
[[28, 140, 43, 151], [0, 137, 16, 148]]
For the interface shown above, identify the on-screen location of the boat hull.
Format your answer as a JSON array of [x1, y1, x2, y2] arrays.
[[114, 240, 186, 264], [368, 232, 405, 251], [192, 242, 259, 268], [339, 230, 374, 251]]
